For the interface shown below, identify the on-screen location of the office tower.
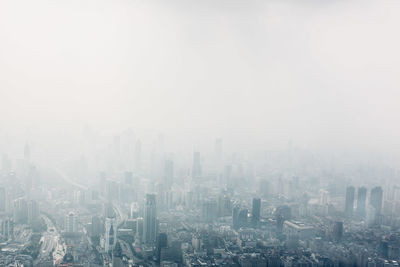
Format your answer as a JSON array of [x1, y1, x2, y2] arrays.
[[164, 159, 174, 189], [201, 199, 218, 223], [332, 221, 343, 241], [28, 200, 39, 224], [238, 208, 248, 228], [191, 152, 202, 178], [105, 217, 117, 252], [370, 186, 383, 217], [217, 194, 232, 217], [124, 171, 133, 185], [136, 217, 144, 243], [65, 212, 78, 233], [1, 218, 14, 240], [319, 189, 329, 206], [0, 187, 5, 213], [13, 198, 28, 224], [103, 202, 116, 219], [144, 193, 157, 244], [251, 198, 261, 227], [275, 205, 291, 232], [156, 232, 168, 262], [356, 187, 367, 218], [130, 202, 139, 219], [91, 216, 103, 237], [345, 186, 355, 217], [134, 139, 142, 172]]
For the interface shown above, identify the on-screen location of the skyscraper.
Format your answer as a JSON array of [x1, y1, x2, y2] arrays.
[[345, 186, 355, 217], [356, 187, 367, 218], [370, 186, 383, 217], [65, 212, 78, 233], [156, 232, 168, 262], [105, 217, 117, 252], [28, 200, 39, 224], [164, 159, 174, 189], [144, 193, 157, 244], [0, 187, 6, 213], [251, 198, 261, 227], [13, 198, 28, 224], [136, 217, 144, 244], [332, 221, 343, 241], [192, 152, 202, 178]]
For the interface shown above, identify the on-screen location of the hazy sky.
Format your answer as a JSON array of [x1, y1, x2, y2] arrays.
[[0, 0, 399, 152]]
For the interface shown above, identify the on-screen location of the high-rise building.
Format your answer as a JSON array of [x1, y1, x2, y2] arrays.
[[156, 232, 168, 262], [370, 186, 383, 217], [1, 217, 14, 240], [91, 216, 103, 237], [238, 208, 248, 228], [332, 221, 343, 241], [13, 198, 28, 224], [191, 152, 202, 178], [105, 217, 117, 252], [130, 202, 139, 219], [65, 212, 78, 233], [345, 186, 355, 217], [28, 200, 39, 224], [144, 193, 157, 244], [217, 194, 231, 217], [201, 199, 218, 223], [136, 217, 144, 243], [0, 187, 6, 213], [319, 189, 329, 206], [356, 187, 367, 218], [164, 159, 174, 189], [251, 198, 261, 227]]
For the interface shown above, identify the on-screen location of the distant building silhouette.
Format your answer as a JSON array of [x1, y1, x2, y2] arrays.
[[370, 186, 383, 219], [356, 187, 367, 218], [251, 198, 261, 227], [345, 186, 355, 217], [191, 152, 202, 178]]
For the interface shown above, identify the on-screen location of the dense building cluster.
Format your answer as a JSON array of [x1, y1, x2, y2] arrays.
[[1, 139, 400, 267]]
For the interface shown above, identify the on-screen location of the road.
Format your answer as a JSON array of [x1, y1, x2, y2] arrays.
[[35, 214, 64, 265]]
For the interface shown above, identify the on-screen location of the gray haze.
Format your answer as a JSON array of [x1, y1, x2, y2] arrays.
[[1, 0, 400, 155]]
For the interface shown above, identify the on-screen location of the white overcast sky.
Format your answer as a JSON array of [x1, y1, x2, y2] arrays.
[[0, 0, 399, 152]]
